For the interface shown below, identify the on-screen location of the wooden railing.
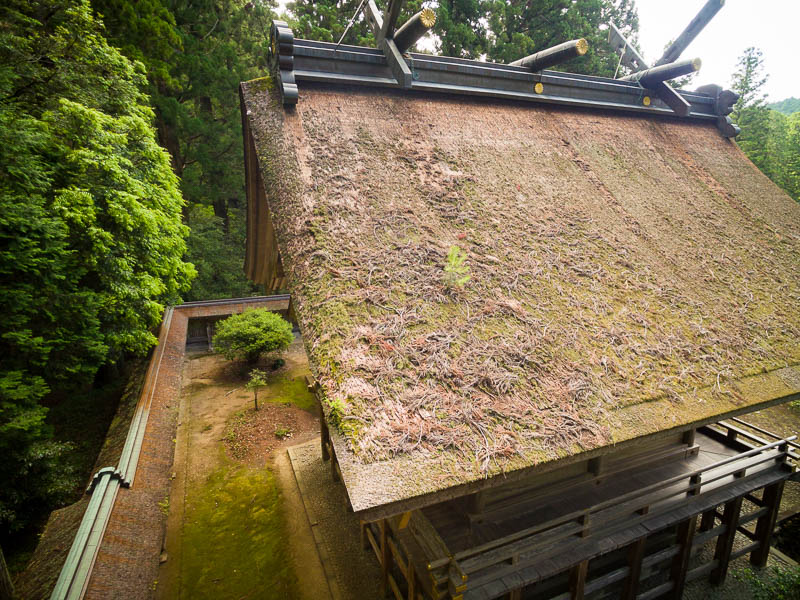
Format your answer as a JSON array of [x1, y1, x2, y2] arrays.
[[708, 417, 800, 464], [384, 434, 795, 599]]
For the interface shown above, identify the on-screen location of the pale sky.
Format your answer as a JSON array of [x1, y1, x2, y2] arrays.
[[637, 0, 798, 102], [276, 0, 798, 101]]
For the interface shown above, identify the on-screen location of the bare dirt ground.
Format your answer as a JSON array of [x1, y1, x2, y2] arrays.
[[157, 338, 331, 600]]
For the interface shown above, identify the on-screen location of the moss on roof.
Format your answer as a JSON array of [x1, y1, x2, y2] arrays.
[[241, 80, 800, 513]]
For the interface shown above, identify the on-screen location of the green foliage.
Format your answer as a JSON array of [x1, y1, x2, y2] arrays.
[[273, 425, 292, 439], [0, 0, 193, 535], [287, 0, 638, 75], [185, 205, 260, 300], [729, 48, 800, 202], [246, 368, 268, 410], [484, 0, 639, 76], [736, 565, 800, 600], [769, 97, 800, 116], [325, 397, 346, 428], [444, 245, 471, 287], [213, 309, 294, 364], [92, 0, 276, 301], [435, 0, 487, 58], [0, 373, 74, 533]]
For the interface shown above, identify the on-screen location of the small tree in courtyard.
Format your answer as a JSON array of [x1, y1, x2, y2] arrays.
[[246, 369, 268, 410], [212, 309, 294, 364]]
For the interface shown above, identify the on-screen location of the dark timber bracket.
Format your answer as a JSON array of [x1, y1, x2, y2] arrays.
[[366, 0, 416, 88], [607, 22, 692, 118], [265, 1, 740, 138], [270, 20, 298, 104], [607, 0, 738, 136]]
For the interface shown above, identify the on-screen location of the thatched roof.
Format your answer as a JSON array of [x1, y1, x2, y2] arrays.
[[241, 78, 800, 516]]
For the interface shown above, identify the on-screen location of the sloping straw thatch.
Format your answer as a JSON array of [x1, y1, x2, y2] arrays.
[[241, 78, 800, 511]]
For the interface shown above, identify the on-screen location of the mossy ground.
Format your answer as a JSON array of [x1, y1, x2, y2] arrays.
[[179, 457, 298, 599], [162, 346, 319, 599], [263, 374, 317, 412]]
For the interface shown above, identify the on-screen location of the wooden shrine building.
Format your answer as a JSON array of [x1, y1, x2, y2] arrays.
[[240, 2, 800, 598]]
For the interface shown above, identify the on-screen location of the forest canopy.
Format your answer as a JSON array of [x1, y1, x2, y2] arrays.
[[0, 0, 194, 533]]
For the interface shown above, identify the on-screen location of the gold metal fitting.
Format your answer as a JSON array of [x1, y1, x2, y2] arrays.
[[420, 7, 436, 28]]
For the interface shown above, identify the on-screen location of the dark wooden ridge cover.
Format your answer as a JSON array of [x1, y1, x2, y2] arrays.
[[240, 78, 800, 519]]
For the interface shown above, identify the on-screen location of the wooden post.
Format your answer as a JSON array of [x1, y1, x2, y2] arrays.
[[361, 520, 368, 550], [699, 508, 717, 532], [669, 515, 698, 599], [750, 480, 786, 567], [588, 456, 604, 477], [381, 519, 391, 596], [622, 537, 646, 600], [407, 559, 415, 600], [467, 491, 486, 514], [689, 473, 702, 496], [578, 513, 590, 538], [330, 443, 339, 482], [320, 404, 330, 461], [710, 496, 744, 585], [569, 560, 589, 600], [682, 428, 696, 447]]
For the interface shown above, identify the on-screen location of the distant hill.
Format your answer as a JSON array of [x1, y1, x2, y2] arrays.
[[768, 97, 800, 115]]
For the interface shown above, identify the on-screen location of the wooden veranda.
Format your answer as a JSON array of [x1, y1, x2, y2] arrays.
[[320, 425, 798, 600]]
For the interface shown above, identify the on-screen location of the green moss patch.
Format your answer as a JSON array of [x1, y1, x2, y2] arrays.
[[264, 375, 317, 412], [180, 461, 298, 599]]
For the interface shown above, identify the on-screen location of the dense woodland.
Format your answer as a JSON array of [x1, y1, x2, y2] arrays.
[[0, 0, 798, 573]]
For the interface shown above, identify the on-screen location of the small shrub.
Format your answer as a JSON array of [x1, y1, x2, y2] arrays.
[[443, 245, 470, 288], [326, 397, 346, 428], [212, 309, 293, 364], [274, 426, 292, 439], [157, 496, 170, 516], [736, 565, 800, 600]]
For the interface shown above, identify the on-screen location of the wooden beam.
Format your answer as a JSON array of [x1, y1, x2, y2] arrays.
[[710, 496, 744, 585], [750, 480, 785, 567], [378, 0, 404, 44], [655, 0, 725, 66], [365, 0, 383, 38], [606, 21, 690, 116], [668, 515, 698, 599], [569, 560, 589, 600], [621, 538, 646, 600]]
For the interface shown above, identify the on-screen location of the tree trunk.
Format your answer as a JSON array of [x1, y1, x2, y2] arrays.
[[0, 544, 14, 600], [254, 389, 258, 411]]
